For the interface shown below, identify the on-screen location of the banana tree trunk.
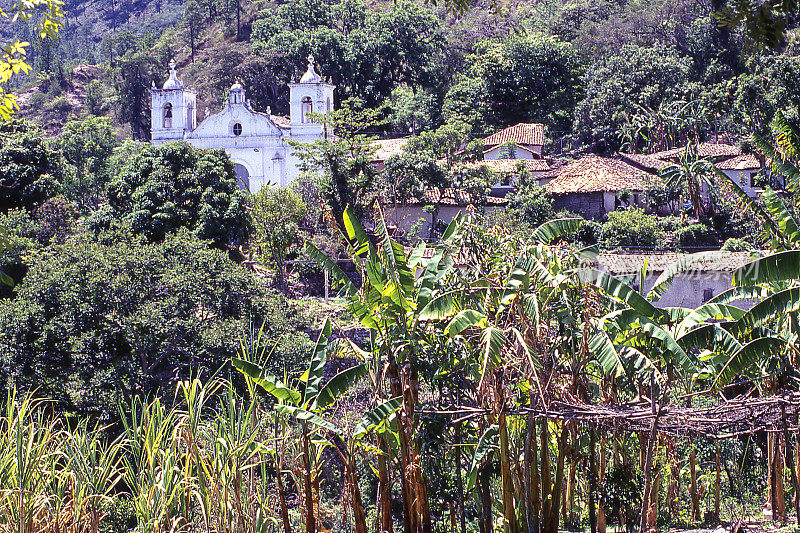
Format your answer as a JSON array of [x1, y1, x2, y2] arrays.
[[541, 420, 552, 528], [714, 441, 721, 523], [598, 432, 607, 533], [690, 441, 700, 522], [301, 423, 316, 533], [456, 422, 466, 533], [497, 372, 520, 533], [525, 410, 540, 533], [546, 424, 569, 533], [478, 462, 494, 533], [348, 455, 368, 533], [377, 434, 394, 533]]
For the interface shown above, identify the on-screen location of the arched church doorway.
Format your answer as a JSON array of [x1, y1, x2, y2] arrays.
[[233, 163, 250, 191]]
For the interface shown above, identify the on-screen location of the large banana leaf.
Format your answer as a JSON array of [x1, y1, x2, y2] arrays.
[[583, 270, 664, 320], [466, 425, 498, 493], [709, 285, 775, 305], [313, 363, 368, 410], [732, 250, 800, 286], [676, 323, 742, 355], [602, 309, 698, 374], [445, 310, 487, 337], [232, 359, 302, 404], [648, 252, 731, 302], [343, 205, 375, 259], [353, 396, 403, 440], [674, 303, 745, 337], [712, 337, 786, 388], [761, 188, 800, 246], [588, 330, 626, 377], [730, 287, 800, 337], [530, 218, 583, 244], [275, 404, 340, 434], [304, 317, 332, 407], [305, 241, 358, 296]]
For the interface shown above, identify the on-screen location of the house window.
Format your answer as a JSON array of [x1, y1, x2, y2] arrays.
[[163, 103, 173, 129], [301, 97, 313, 123], [233, 123, 242, 136], [703, 288, 714, 302], [326, 97, 331, 113]]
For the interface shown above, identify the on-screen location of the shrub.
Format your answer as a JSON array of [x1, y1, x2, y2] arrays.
[[0, 228, 310, 418], [100, 142, 252, 246], [506, 182, 554, 228], [722, 237, 753, 251], [673, 223, 719, 248], [600, 208, 665, 249], [0, 119, 64, 212]]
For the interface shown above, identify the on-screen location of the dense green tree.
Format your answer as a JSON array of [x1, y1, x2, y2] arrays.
[[574, 43, 693, 153], [0, 228, 309, 418], [58, 116, 118, 210], [292, 99, 382, 227], [97, 142, 252, 246], [252, 0, 446, 109], [0, 119, 63, 212], [443, 35, 583, 133], [251, 186, 307, 291], [506, 179, 555, 228]]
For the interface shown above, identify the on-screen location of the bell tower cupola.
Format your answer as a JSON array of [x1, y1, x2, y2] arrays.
[[288, 54, 335, 135], [151, 59, 197, 144]]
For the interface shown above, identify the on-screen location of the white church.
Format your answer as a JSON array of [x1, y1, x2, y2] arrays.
[[150, 55, 334, 192]]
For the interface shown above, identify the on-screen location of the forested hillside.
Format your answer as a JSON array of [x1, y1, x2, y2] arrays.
[[3, 0, 800, 152]]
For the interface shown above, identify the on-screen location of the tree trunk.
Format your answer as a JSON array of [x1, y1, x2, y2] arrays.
[[525, 409, 540, 533], [349, 455, 368, 533], [547, 424, 569, 533], [715, 441, 721, 523], [589, 428, 598, 533], [454, 421, 466, 533], [302, 424, 316, 533], [478, 463, 494, 533], [541, 420, 552, 528], [497, 371, 519, 533], [690, 441, 700, 522], [377, 434, 393, 533], [598, 432, 607, 533]]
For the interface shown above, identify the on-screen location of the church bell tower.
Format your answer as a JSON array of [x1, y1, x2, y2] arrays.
[[151, 60, 197, 144]]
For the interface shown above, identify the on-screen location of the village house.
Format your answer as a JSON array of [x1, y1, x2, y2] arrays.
[[150, 56, 333, 191], [594, 251, 759, 309], [384, 188, 508, 240], [544, 155, 658, 218]]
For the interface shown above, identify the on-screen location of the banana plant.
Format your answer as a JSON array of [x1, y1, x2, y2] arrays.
[[305, 204, 470, 533], [233, 317, 367, 533]]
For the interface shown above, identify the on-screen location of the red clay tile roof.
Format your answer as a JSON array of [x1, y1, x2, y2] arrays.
[[596, 252, 758, 274], [619, 153, 672, 171], [482, 123, 545, 147], [651, 143, 741, 160], [467, 159, 551, 173], [386, 187, 508, 206], [715, 153, 763, 170], [545, 156, 660, 194]]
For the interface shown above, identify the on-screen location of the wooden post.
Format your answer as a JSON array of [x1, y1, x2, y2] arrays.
[[324, 269, 329, 304], [781, 404, 800, 524], [589, 427, 598, 533], [715, 440, 721, 523]]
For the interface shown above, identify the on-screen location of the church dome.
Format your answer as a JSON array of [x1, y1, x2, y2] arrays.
[[162, 60, 184, 90], [299, 54, 323, 83], [230, 81, 244, 92]]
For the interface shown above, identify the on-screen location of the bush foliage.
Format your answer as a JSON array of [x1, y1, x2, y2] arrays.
[[0, 229, 309, 418]]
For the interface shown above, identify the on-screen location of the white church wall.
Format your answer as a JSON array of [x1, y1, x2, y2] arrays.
[[151, 56, 333, 193]]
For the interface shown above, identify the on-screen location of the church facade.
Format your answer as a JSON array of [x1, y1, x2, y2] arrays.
[[150, 56, 334, 192]]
